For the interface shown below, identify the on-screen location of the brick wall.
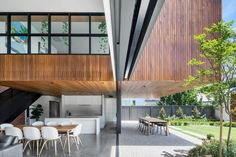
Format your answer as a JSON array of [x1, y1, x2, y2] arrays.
[[11, 112, 25, 125]]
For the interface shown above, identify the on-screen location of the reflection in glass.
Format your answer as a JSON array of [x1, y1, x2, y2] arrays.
[[51, 36, 69, 54], [0, 16, 7, 33], [11, 36, 28, 54], [91, 16, 106, 34], [31, 16, 48, 34], [91, 37, 109, 54], [71, 16, 89, 34], [11, 16, 28, 34], [51, 16, 68, 34], [31, 36, 48, 54], [0, 36, 7, 53], [71, 37, 89, 54]]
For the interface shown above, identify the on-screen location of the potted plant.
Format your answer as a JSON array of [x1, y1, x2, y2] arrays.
[[30, 104, 44, 122]]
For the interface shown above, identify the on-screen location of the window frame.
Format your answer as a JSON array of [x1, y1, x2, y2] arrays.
[[0, 12, 109, 55]]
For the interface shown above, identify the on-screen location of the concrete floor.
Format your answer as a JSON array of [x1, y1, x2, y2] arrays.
[[23, 125, 117, 157], [23, 121, 201, 157]]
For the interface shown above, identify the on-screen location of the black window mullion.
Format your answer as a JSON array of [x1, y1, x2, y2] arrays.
[[28, 14, 31, 54], [1, 12, 108, 55], [7, 14, 11, 54], [89, 15, 91, 54], [69, 13, 71, 54], [48, 14, 51, 54]]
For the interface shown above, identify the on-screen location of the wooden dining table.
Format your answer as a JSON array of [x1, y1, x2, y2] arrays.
[[139, 117, 169, 136], [16, 124, 77, 154]]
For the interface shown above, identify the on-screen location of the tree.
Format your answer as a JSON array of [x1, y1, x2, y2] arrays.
[[176, 107, 185, 119], [192, 106, 201, 119], [158, 90, 201, 106], [186, 21, 236, 157], [159, 107, 167, 120]]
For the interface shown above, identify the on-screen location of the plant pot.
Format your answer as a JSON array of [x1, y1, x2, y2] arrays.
[[29, 118, 36, 125]]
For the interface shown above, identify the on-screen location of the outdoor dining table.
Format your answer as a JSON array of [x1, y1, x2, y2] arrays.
[[16, 124, 77, 154], [139, 117, 169, 136]]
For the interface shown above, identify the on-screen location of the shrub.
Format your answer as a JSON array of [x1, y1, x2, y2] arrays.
[[206, 134, 214, 140], [192, 106, 201, 119], [177, 122, 182, 126], [183, 122, 190, 126], [176, 107, 185, 119], [209, 122, 215, 126], [223, 122, 230, 127], [188, 140, 236, 157], [159, 107, 167, 120], [232, 122, 236, 127]]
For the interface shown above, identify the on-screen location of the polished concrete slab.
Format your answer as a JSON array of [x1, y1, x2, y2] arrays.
[[23, 125, 116, 157]]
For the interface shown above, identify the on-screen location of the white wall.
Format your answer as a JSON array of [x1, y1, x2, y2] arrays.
[[215, 108, 230, 121], [0, 0, 104, 12], [29, 95, 61, 122], [105, 98, 117, 123]]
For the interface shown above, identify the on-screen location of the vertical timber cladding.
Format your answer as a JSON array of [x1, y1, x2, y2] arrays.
[[131, 0, 222, 81], [0, 55, 113, 81]]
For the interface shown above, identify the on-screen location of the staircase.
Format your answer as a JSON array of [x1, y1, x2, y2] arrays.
[[0, 87, 41, 123]]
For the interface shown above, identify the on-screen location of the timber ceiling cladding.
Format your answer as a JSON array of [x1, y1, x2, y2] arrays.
[[0, 81, 116, 96], [121, 81, 194, 98]]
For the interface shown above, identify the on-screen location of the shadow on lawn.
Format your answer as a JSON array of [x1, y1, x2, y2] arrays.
[[162, 149, 189, 157]]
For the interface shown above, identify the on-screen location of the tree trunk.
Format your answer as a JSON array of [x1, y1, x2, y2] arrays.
[[227, 114, 232, 147], [219, 106, 223, 157]]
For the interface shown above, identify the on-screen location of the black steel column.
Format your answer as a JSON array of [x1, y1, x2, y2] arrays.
[[116, 81, 121, 134]]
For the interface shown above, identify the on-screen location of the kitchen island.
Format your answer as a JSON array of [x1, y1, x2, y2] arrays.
[[45, 117, 100, 134]]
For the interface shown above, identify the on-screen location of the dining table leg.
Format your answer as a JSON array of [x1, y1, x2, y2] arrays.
[[67, 130, 71, 154], [148, 122, 150, 136], [165, 123, 168, 136]]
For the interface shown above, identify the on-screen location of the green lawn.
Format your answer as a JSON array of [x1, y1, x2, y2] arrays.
[[175, 125, 236, 141]]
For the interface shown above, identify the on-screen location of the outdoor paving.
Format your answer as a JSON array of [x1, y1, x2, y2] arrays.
[[119, 121, 202, 157]]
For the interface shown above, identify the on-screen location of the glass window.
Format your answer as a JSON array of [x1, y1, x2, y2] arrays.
[[0, 16, 7, 34], [31, 16, 48, 34], [11, 16, 28, 34], [11, 36, 28, 54], [51, 16, 68, 34], [31, 36, 48, 54], [51, 36, 69, 54], [71, 37, 89, 54], [71, 16, 89, 34], [91, 16, 106, 34], [0, 36, 7, 53], [91, 37, 109, 54]]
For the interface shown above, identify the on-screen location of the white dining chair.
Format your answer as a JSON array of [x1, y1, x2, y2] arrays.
[[32, 121, 44, 126], [64, 124, 83, 150], [5, 127, 24, 142], [60, 121, 72, 126], [46, 121, 58, 126], [0, 123, 14, 131], [23, 127, 41, 156], [39, 127, 64, 156]]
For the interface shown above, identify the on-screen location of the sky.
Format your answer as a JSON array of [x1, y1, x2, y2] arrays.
[[223, 0, 236, 28]]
